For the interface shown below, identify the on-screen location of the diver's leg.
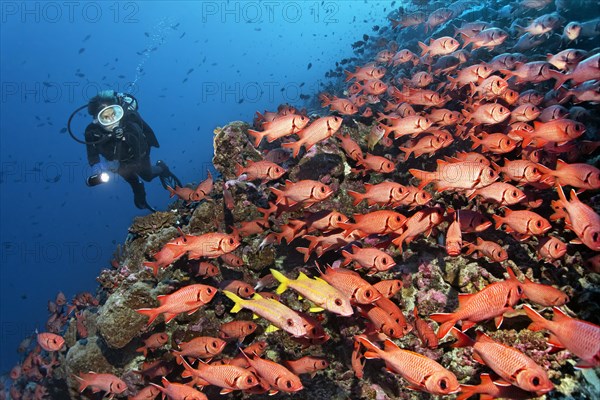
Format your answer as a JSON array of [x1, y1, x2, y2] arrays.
[[138, 156, 163, 182], [119, 164, 153, 210]]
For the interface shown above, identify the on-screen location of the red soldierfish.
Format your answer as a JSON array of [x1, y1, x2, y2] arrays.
[[143, 236, 187, 276], [520, 119, 586, 147], [150, 377, 207, 400], [413, 307, 439, 349], [451, 329, 554, 395], [338, 210, 406, 238], [319, 266, 381, 305], [136, 332, 169, 357], [36, 332, 65, 352], [457, 372, 534, 400], [462, 102, 511, 125], [467, 182, 526, 206], [409, 159, 498, 191], [218, 321, 257, 342], [461, 27, 508, 49], [445, 214, 462, 257], [282, 116, 343, 157], [335, 132, 363, 161], [344, 63, 386, 82], [247, 114, 309, 147], [129, 386, 162, 400], [355, 335, 459, 395], [270, 179, 333, 208], [348, 181, 409, 207], [193, 171, 214, 201], [542, 159, 600, 190], [136, 284, 217, 326], [170, 232, 240, 260], [373, 279, 403, 298], [75, 372, 128, 399], [179, 358, 259, 394], [172, 336, 227, 362], [552, 185, 600, 251], [341, 244, 396, 275], [521, 276, 569, 307], [354, 154, 395, 175], [536, 236, 567, 261], [235, 160, 285, 183], [430, 268, 523, 338], [464, 237, 508, 262], [166, 185, 200, 203], [391, 207, 444, 251], [242, 353, 303, 395], [418, 36, 460, 56], [319, 94, 358, 115], [284, 356, 329, 377], [525, 305, 600, 368], [492, 208, 551, 240]]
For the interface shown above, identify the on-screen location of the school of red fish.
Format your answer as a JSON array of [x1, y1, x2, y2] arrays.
[[7, 0, 600, 399]]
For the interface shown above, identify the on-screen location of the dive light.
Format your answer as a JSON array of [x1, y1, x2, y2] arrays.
[[86, 172, 110, 187]]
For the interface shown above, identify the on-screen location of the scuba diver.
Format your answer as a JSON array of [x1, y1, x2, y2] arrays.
[[74, 90, 181, 212]]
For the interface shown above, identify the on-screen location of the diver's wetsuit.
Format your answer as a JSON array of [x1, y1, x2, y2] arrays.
[[85, 111, 162, 210]]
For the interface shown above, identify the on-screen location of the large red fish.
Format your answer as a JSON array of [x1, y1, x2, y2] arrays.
[[409, 159, 498, 191], [164, 231, 240, 261], [242, 353, 303, 395], [136, 284, 217, 326], [75, 372, 128, 399], [451, 329, 554, 395], [282, 116, 343, 157], [355, 335, 459, 395], [247, 114, 309, 147], [525, 306, 600, 368], [270, 179, 333, 208], [150, 377, 207, 400], [179, 358, 259, 394], [551, 185, 600, 251], [430, 268, 523, 338]]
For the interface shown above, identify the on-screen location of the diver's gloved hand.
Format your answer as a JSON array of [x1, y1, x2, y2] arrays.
[[105, 160, 120, 173], [91, 162, 103, 176], [87, 162, 110, 187]]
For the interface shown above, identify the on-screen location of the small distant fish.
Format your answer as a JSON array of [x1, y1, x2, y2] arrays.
[[82, 34, 91, 42], [78, 48, 85, 54], [307, 63, 312, 70]]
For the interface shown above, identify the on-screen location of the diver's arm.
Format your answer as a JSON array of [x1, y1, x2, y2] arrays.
[[130, 111, 159, 148], [85, 124, 101, 165]]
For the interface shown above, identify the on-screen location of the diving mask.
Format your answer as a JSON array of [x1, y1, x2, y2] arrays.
[[97, 105, 124, 126]]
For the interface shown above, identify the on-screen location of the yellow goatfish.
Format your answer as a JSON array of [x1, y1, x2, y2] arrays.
[[223, 291, 308, 337], [270, 269, 354, 317]]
